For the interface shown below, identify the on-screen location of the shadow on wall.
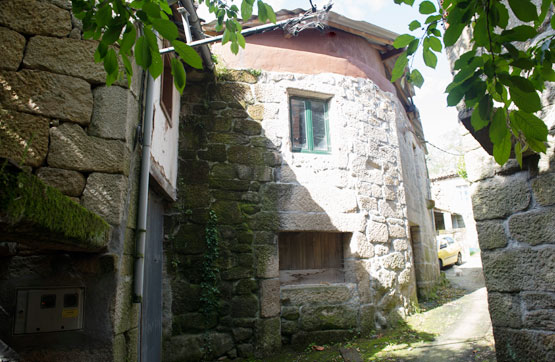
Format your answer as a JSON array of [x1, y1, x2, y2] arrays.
[[162, 70, 418, 361]]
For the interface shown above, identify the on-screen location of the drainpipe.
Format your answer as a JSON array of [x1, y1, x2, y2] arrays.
[[133, 72, 154, 303]]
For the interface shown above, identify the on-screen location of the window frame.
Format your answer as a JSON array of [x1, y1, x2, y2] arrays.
[[160, 40, 174, 126], [289, 96, 331, 154]]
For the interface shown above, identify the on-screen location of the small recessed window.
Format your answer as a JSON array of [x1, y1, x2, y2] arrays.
[[279, 232, 348, 285], [290, 97, 330, 153]]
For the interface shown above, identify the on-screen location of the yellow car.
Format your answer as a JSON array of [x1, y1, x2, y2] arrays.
[[438, 236, 463, 269]]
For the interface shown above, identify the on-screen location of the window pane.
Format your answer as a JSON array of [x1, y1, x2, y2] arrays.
[[311, 101, 328, 151], [290, 99, 307, 150]]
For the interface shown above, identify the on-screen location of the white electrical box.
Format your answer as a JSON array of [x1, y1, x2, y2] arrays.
[[14, 288, 84, 334]]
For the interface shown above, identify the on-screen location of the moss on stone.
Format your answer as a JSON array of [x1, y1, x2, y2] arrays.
[[0, 168, 110, 249]]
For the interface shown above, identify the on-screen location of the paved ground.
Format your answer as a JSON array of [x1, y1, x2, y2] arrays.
[[374, 253, 496, 361]]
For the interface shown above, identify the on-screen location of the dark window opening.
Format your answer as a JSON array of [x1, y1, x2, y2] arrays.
[[452, 214, 465, 229], [161, 52, 174, 125], [279, 232, 348, 285], [434, 211, 445, 231]]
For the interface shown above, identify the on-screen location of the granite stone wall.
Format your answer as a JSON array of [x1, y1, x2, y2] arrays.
[[165, 68, 437, 360], [0, 1, 142, 360]]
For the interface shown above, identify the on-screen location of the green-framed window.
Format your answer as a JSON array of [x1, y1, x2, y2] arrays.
[[289, 97, 331, 153]]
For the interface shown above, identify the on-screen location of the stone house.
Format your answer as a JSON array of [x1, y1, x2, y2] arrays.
[[446, 4, 555, 361], [162, 9, 440, 360], [431, 173, 479, 256], [0, 0, 202, 360], [0, 1, 439, 361]]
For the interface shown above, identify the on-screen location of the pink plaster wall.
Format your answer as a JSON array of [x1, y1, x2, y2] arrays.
[[212, 29, 395, 94]]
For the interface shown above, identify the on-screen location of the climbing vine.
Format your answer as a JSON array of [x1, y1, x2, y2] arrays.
[[200, 209, 221, 317]]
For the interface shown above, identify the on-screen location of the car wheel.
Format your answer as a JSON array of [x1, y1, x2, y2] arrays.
[[439, 259, 443, 270], [456, 252, 463, 265]]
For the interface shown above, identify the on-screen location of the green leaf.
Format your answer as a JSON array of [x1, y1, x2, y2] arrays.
[[159, 0, 172, 14], [120, 24, 137, 54], [510, 87, 542, 113], [151, 18, 178, 41], [423, 48, 437, 68], [536, 0, 551, 27], [454, 51, 476, 70], [96, 4, 112, 28], [473, 14, 488, 47], [511, 111, 548, 142], [237, 33, 246, 48], [493, 1, 510, 28], [444, 23, 465, 47], [425, 15, 442, 24], [514, 141, 523, 167], [104, 48, 118, 86], [222, 28, 231, 45], [143, 27, 158, 51], [230, 41, 239, 54], [408, 20, 421, 31], [489, 108, 508, 144], [410, 69, 424, 88], [493, 132, 512, 165], [94, 42, 108, 62], [257, 1, 267, 23], [393, 34, 415, 49], [419, 1, 436, 15], [446, 85, 465, 106], [142, 1, 161, 19], [471, 106, 489, 131], [507, 0, 537, 23], [551, 14, 555, 30], [428, 36, 442, 52], [241, 0, 253, 20], [500, 25, 537, 42], [508, 76, 536, 93], [171, 57, 186, 94], [407, 39, 419, 55], [102, 22, 124, 45], [391, 52, 408, 82], [265, 3, 276, 23], [134, 36, 151, 69], [172, 40, 203, 69], [149, 49, 163, 79], [121, 53, 133, 88]]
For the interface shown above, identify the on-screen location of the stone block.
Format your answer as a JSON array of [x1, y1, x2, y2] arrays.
[[359, 304, 376, 333], [255, 317, 281, 354], [389, 224, 407, 238], [163, 334, 203, 362], [493, 327, 555, 362], [89, 86, 137, 140], [299, 304, 357, 331], [0, 108, 49, 167], [0, 0, 71, 36], [476, 220, 508, 250], [367, 219, 389, 243], [48, 123, 128, 174], [291, 329, 357, 347], [523, 309, 555, 331], [228, 145, 266, 165], [171, 280, 202, 314], [255, 244, 279, 278], [218, 83, 254, 106], [81, 173, 128, 225], [281, 306, 300, 320], [280, 284, 355, 306], [0, 27, 25, 71], [222, 266, 253, 280], [509, 208, 555, 246], [382, 252, 405, 270], [231, 295, 258, 318], [0, 70, 93, 125], [172, 312, 217, 333], [488, 292, 522, 328], [378, 200, 403, 218], [181, 184, 210, 209], [232, 327, 253, 343], [234, 119, 262, 135], [198, 144, 227, 162], [23, 36, 108, 84], [235, 279, 258, 295], [472, 173, 530, 220], [481, 248, 555, 292], [531, 173, 555, 206], [37, 167, 86, 197], [237, 343, 254, 358], [247, 104, 264, 120], [212, 200, 243, 224], [208, 132, 250, 145], [281, 319, 299, 335], [393, 239, 408, 251], [279, 213, 365, 232], [180, 159, 209, 185], [522, 291, 555, 311], [220, 69, 258, 83], [260, 279, 280, 317]]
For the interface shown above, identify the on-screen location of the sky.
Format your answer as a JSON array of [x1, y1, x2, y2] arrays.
[[196, 0, 461, 146]]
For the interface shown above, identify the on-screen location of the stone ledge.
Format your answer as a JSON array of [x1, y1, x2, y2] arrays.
[[0, 164, 110, 251]]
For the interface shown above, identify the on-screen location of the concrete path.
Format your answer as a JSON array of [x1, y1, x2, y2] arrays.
[[376, 253, 496, 361]]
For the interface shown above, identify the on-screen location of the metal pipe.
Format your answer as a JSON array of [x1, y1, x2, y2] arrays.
[[159, 15, 317, 54], [181, 0, 214, 69], [133, 72, 155, 303]]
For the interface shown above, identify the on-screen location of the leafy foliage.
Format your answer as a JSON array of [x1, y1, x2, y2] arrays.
[[393, 0, 554, 166], [71, 0, 275, 93]]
